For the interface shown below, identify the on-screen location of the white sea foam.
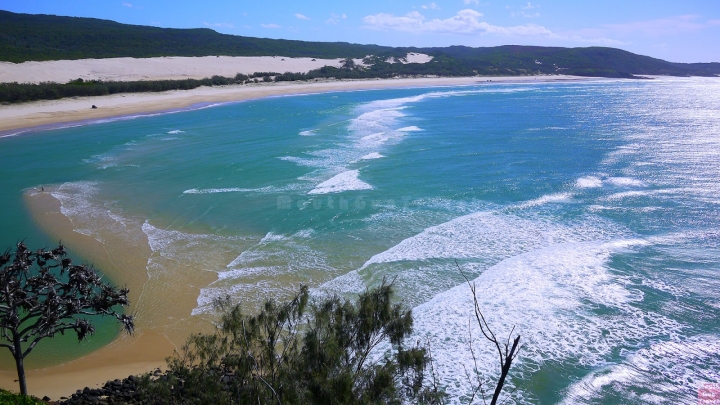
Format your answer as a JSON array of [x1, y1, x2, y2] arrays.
[[320, 209, 628, 301], [316, 193, 661, 402], [561, 336, 720, 404], [397, 126, 422, 132], [606, 176, 646, 187], [279, 88, 490, 182], [308, 170, 373, 194], [259, 231, 288, 243], [167, 130, 184, 134], [194, 230, 332, 315], [50, 181, 145, 245], [349, 108, 408, 138], [140, 221, 256, 320], [576, 175, 646, 189], [293, 229, 315, 238], [360, 152, 384, 160], [361, 212, 549, 266], [403, 239, 679, 403], [142, 221, 247, 268], [183, 183, 304, 195], [278, 155, 319, 167], [83, 153, 119, 170], [603, 190, 651, 200], [515, 192, 573, 208], [577, 176, 603, 188], [299, 130, 315, 136], [358, 132, 390, 145], [184, 187, 246, 194]]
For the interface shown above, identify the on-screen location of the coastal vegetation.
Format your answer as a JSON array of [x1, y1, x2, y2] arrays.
[[0, 389, 45, 405], [0, 58, 475, 104], [2, 10, 719, 78], [0, 242, 520, 403], [0, 242, 134, 396], [0, 57, 474, 104], [136, 281, 442, 405], [55, 279, 519, 405]]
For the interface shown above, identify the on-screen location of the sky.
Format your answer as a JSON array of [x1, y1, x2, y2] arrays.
[[3, 0, 720, 63]]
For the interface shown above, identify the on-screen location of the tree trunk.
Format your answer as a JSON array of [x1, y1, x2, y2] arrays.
[[13, 335, 27, 396], [490, 335, 520, 405]]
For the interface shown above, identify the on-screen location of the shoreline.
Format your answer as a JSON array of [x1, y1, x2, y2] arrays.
[[0, 74, 597, 399], [0, 75, 596, 136], [0, 189, 219, 399]]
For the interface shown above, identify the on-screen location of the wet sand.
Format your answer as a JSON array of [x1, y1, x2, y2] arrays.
[[0, 190, 215, 399]]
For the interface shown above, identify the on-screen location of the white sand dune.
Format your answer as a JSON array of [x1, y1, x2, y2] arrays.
[[0, 53, 435, 84], [0, 55, 348, 84]]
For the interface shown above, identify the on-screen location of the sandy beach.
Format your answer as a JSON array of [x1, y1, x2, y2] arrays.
[[0, 69, 597, 399], [0, 75, 594, 136]]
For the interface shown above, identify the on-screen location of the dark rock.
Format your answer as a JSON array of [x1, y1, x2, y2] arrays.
[[42, 396, 51, 401], [91, 105, 97, 109]]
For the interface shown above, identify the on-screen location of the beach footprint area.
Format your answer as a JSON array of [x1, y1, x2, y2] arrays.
[[1, 79, 719, 404]]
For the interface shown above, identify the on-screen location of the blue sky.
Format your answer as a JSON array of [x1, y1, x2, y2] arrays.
[[3, 1, 719, 63]]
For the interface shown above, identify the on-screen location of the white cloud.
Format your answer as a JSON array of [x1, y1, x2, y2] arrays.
[[325, 13, 347, 25], [260, 23, 281, 29], [602, 15, 710, 36], [463, 0, 479, 4], [203, 22, 235, 28], [363, 7, 628, 45], [422, 2, 441, 10], [508, 2, 540, 18], [122, 2, 132, 7], [363, 9, 553, 36], [295, 13, 310, 20]]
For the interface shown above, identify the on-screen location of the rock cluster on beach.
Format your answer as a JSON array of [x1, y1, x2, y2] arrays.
[[57, 371, 160, 404]]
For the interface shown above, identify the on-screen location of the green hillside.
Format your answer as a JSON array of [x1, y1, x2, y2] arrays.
[[0, 10, 400, 62], [1, 10, 719, 79]]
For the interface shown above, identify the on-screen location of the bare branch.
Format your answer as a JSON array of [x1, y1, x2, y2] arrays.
[[456, 260, 521, 405]]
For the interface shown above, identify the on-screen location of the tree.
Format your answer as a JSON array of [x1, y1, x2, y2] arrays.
[[459, 263, 521, 405], [0, 242, 134, 395], [139, 280, 443, 404]]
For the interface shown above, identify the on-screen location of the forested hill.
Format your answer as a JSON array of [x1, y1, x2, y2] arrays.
[[1, 10, 719, 78], [0, 10, 396, 62]]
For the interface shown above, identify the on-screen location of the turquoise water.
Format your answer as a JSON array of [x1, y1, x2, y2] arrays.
[[1, 78, 719, 403]]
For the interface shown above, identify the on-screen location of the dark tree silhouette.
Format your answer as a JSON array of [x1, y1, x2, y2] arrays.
[[0, 242, 133, 395], [459, 262, 521, 405], [139, 280, 442, 404]]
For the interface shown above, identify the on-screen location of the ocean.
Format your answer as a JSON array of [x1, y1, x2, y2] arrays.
[[1, 77, 718, 403]]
